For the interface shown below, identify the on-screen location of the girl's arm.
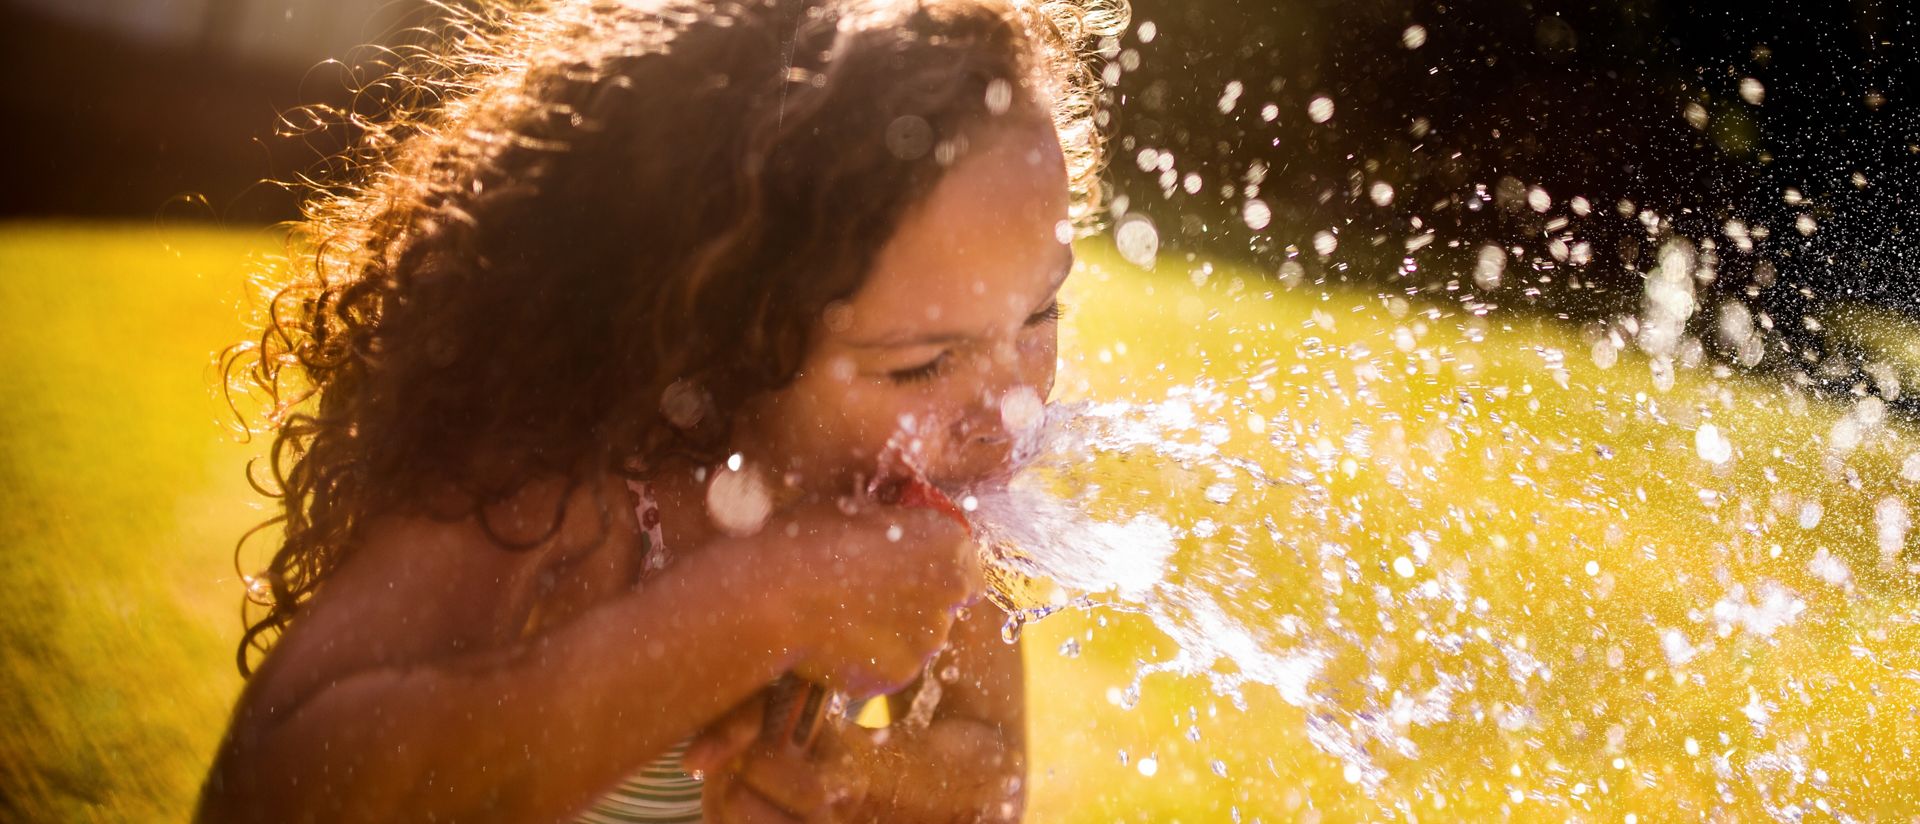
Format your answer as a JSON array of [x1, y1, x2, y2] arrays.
[[199, 481, 976, 824], [199, 532, 800, 824]]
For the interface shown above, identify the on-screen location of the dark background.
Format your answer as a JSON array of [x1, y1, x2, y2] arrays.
[[4, 0, 1915, 360]]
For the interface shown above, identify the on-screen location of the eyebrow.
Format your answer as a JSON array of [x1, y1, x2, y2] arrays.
[[845, 246, 1076, 350]]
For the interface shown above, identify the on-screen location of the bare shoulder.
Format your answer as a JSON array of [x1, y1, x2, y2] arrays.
[[240, 473, 640, 720]]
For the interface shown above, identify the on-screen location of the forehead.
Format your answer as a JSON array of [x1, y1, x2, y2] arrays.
[[837, 122, 1071, 339]]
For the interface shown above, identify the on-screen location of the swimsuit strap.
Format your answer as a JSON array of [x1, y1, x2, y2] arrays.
[[625, 478, 671, 581]]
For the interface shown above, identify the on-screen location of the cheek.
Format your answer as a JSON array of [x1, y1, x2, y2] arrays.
[[1021, 328, 1060, 397], [765, 374, 944, 470]]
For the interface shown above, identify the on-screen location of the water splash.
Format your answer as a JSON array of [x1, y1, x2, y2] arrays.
[[967, 274, 1920, 816]]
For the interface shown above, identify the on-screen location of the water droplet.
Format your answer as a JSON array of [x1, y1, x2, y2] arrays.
[[1241, 198, 1272, 231], [1307, 95, 1335, 124], [885, 115, 933, 159], [1739, 77, 1765, 105], [1402, 24, 1427, 49], [1526, 186, 1551, 213], [984, 78, 1013, 115], [1369, 181, 1395, 207], [999, 385, 1045, 439], [706, 464, 772, 537], [1798, 500, 1824, 530], [1136, 755, 1158, 777], [1650, 357, 1675, 392], [1876, 496, 1909, 563], [1000, 612, 1025, 643], [1473, 244, 1506, 290], [1901, 453, 1920, 483], [1684, 101, 1709, 130], [1829, 416, 1861, 453], [1393, 556, 1416, 578], [660, 379, 711, 429], [1115, 213, 1160, 269], [1589, 338, 1619, 370], [1312, 230, 1338, 256], [1217, 80, 1243, 114], [1694, 424, 1732, 465], [1808, 548, 1851, 586], [1278, 259, 1305, 287]]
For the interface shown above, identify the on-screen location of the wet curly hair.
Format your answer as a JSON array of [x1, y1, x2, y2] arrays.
[[223, 0, 1128, 675]]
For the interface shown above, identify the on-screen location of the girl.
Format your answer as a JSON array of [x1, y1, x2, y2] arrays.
[[199, 0, 1124, 821]]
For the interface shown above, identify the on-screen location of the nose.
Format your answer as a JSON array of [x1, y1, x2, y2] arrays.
[[948, 406, 1010, 448], [929, 345, 1051, 483], [941, 383, 1047, 478]]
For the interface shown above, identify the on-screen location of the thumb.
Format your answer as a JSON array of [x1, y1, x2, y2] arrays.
[[683, 692, 766, 774]]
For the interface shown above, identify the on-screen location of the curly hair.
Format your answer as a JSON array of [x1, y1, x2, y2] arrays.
[[222, 0, 1128, 676]]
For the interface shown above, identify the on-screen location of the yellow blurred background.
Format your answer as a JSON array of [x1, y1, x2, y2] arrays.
[[4, 223, 1916, 820]]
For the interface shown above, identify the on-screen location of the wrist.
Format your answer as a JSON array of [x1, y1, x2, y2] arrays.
[[749, 528, 816, 671]]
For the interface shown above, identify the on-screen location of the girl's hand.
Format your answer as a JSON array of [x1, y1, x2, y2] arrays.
[[686, 694, 870, 823], [685, 605, 1027, 824], [753, 503, 981, 698]]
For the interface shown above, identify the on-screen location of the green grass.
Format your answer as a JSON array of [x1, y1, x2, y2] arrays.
[[0, 223, 270, 820], [1, 223, 1915, 821]]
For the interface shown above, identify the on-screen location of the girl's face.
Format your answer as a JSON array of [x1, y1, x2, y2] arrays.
[[741, 118, 1074, 493]]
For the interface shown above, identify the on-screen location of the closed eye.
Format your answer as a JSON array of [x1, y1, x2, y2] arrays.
[[889, 301, 1058, 384], [887, 352, 949, 384], [1025, 299, 1065, 327]]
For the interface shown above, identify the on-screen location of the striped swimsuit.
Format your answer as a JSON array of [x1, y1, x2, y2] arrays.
[[571, 480, 705, 823]]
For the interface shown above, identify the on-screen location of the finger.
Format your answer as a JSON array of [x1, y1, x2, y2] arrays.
[[703, 767, 735, 823], [735, 740, 830, 816], [851, 635, 938, 697], [685, 693, 768, 774], [812, 729, 874, 815], [724, 776, 808, 824], [706, 769, 803, 824]]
